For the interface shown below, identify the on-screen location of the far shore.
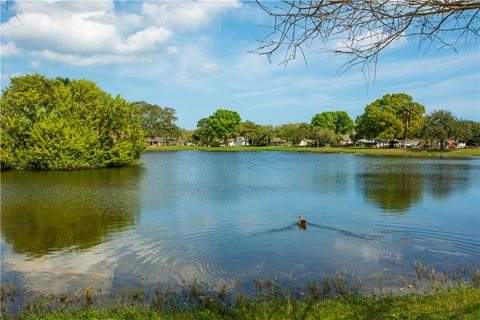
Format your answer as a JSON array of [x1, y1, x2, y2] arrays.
[[146, 146, 480, 157]]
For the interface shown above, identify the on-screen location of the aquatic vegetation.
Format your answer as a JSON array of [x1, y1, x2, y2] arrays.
[[1, 266, 479, 319]]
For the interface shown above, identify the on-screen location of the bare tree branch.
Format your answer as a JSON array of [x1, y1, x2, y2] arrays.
[[252, 0, 480, 73], [0, 0, 22, 25]]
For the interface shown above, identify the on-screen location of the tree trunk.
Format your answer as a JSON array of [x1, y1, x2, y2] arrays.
[[404, 119, 409, 149]]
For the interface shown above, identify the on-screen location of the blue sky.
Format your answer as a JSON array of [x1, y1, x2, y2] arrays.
[[1, 1, 479, 129]]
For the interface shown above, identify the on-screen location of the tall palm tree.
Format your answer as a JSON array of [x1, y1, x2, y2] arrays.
[[398, 103, 424, 148]]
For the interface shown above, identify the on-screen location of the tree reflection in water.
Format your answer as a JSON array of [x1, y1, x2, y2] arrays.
[[359, 171, 423, 212], [1, 167, 143, 257], [357, 161, 473, 213]]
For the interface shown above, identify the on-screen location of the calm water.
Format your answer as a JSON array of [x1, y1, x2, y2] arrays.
[[1, 152, 479, 292]]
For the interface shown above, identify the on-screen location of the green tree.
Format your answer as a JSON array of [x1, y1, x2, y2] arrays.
[[397, 102, 425, 145], [455, 120, 480, 146], [420, 110, 457, 149], [279, 123, 311, 146], [195, 117, 216, 145], [310, 127, 337, 147], [136, 101, 179, 139], [238, 120, 260, 146], [311, 111, 354, 135], [196, 109, 241, 145], [333, 111, 355, 135], [254, 125, 274, 146], [311, 112, 336, 131], [1, 74, 145, 169], [466, 121, 480, 146], [356, 93, 424, 144]]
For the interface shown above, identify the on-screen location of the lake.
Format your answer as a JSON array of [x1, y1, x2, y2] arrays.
[[1, 151, 479, 293]]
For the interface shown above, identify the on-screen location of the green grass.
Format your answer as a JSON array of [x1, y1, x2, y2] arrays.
[[146, 146, 480, 157], [13, 287, 480, 319]]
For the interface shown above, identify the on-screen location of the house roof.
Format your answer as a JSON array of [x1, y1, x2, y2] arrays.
[[358, 139, 375, 144]]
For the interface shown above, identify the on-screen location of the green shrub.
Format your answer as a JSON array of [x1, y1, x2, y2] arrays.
[[210, 141, 221, 147], [0, 74, 145, 170]]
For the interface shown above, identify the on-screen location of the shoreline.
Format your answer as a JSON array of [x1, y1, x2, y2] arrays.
[[3, 286, 479, 319], [146, 146, 480, 158]]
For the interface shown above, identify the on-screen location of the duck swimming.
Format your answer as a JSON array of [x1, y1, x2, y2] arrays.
[[297, 215, 308, 227]]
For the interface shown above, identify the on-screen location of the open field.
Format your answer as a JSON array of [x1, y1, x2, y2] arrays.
[[147, 146, 480, 157]]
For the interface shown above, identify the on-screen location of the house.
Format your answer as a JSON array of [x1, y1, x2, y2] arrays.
[[270, 137, 289, 147], [147, 137, 185, 146], [445, 140, 466, 149], [148, 138, 159, 146], [397, 140, 419, 148], [339, 135, 353, 146], [357, 139, 376, 147], [228, 137, 250, 147], [298, 139, 315, 147]]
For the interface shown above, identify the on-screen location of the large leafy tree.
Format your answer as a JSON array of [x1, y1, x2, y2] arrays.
[[311, 112, 336, 131], [333, 111, 355, 135], [455, 120, 480, 146], [195, 117, 216, 145], [1, 74, 145, 169], [238, 120, 260, 146], [420, 110, 458, 149], [356, 93, 424, 143], [397, 102, 425, 143], [196, 109, 241, 145], [255, 125, 275, 146], [310, 127, 337, 147], [135, 101, 179, 139], [311, 111, 354, 135], [279, 123, 311, 146]]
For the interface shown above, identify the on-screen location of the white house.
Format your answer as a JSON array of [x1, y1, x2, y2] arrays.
[[298, 139, 315, 147], [228, 137, 250, 147]]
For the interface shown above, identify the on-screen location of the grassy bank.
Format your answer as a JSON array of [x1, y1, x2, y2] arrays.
[[146, 146, 480, 157], [10, 287, 480, 319], [5, 267, 480, 319]]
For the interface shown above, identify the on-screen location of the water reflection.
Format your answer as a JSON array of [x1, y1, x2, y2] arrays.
[[1, 168, 142, 257], [357, 159, 475, 212], [359, 171, 424, 212], [424, 163, 472, 199], [1, 153, 478, 295]]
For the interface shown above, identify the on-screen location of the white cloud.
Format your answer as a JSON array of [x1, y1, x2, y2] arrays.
[[2, 12, 119, 54], [202, 61, 220, 73], [122, 26, 172, 53], [1, 0, 240, 65], [0, 42, 20, 56], [35, 50, 143, 66], [167, 46, 179, 54], [14, 1, 114, 15], [335, 29, 407, 52], [142, 1, 240, 31]]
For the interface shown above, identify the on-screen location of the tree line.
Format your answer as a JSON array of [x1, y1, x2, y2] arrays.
[[1, 75, 479, 170], [183, 93, 479, 148]]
